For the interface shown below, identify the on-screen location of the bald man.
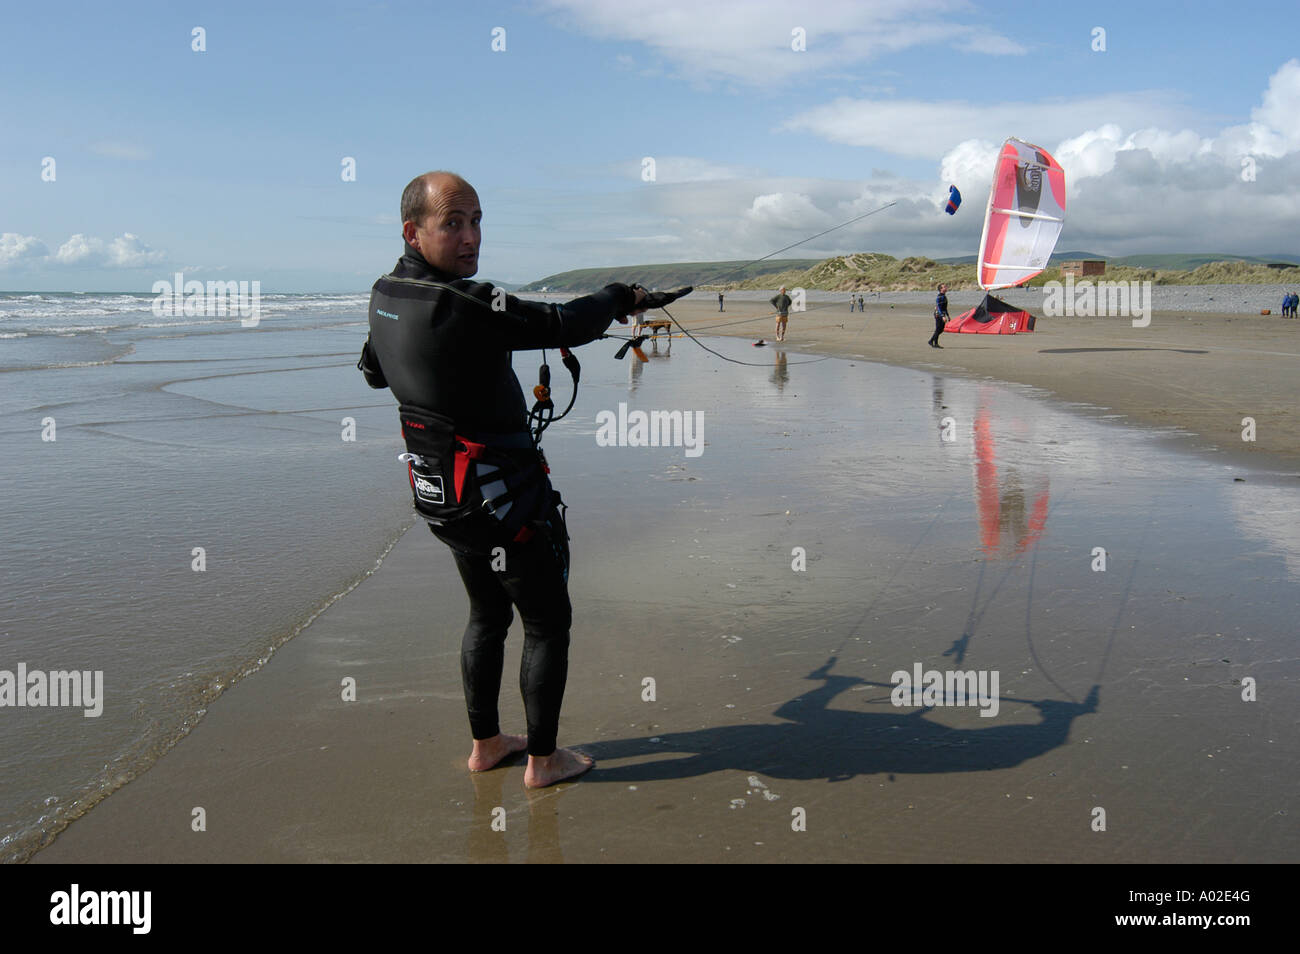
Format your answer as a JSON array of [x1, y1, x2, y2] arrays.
[[360, 172, 646, 787]]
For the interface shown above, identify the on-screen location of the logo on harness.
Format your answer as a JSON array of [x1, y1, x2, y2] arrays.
[[413, 472, 444, 504]]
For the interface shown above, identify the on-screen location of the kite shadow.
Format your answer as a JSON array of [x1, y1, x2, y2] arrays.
[[579, 658, 1099, 784]]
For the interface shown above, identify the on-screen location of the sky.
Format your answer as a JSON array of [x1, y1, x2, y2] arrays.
[[2, 0, 1298, 291]]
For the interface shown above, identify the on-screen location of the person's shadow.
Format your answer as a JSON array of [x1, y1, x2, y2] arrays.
[[580, 657, 1098, 783]]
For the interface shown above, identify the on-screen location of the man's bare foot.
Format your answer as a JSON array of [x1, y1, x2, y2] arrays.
[[468, 733, 528, 772], [524, 747, 595, 788]]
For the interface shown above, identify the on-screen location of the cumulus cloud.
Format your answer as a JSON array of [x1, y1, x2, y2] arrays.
[[54, 233, 165, 268], [784, 91, 1194, 159], [973, 60, 1300, 254], [539, 0, 1024, 85], [528, 60, 1300, 270], [0, 233, 50, 268], [744, 192, 832, 229]]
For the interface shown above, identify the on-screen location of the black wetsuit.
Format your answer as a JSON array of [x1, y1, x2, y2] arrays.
[[930, 291, 948, 346], [363, 242, 635, 755]]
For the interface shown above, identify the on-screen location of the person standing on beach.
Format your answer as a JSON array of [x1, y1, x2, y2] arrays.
[[771, 286, 793, 341], [929, 283, 949, 348], [718, 292, 725, 312], [358, 171, 647, 788]]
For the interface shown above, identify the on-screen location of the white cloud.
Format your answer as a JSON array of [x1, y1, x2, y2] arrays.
[[744, 192, 833, 229], [539, 0, 1024, 86], [521, 60, 1300, 272], [785, 91, 1193, 159], [0, 233, 49, 268], [55, 233, 165, 268], [54, 234, 100, 265]]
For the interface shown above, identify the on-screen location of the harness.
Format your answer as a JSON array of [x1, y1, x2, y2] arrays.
[[360, 272, 673, 548], [396, 405, 551, 544]]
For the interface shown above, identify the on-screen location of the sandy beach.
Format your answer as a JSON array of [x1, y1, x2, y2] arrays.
[[674, 296, 1300, 475], [31, 303, 1299, 864]]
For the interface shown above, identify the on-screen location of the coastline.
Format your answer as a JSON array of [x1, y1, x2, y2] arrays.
[[668, 298, 1300, 476]]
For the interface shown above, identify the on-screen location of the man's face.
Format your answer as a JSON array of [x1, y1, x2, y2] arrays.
[[406, 181, 481, 277]]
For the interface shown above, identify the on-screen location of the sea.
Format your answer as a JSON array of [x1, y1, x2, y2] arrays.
[[0, 291, 420, 862]]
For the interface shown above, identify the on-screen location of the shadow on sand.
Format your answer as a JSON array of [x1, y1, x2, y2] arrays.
[[581, 658, 1099, 784]]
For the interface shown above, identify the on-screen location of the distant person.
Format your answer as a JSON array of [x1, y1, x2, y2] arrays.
[[718, 292, 725, 312], [1281, 292, 1290, 317], [857, 295, 865, 312], [771, 286, 793, 341], [849, 294, 856, 313], [1287, 292, 1297, 317], [929, 282, 949, 348]]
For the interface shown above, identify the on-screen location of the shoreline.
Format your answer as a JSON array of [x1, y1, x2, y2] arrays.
[[665, 299, 1300, 476], [28, 306, 1299, 864]]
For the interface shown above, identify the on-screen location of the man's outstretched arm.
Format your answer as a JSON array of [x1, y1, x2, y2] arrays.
[[475, 282, 642, 351]]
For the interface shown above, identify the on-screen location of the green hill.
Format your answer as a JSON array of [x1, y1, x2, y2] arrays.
[[936, 251, 1300, 269], [523, 253, 1300, 294], [742, 255, 1300, 292]]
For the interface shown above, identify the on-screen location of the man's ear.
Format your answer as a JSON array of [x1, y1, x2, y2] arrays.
[[402, 221, 420, 248]]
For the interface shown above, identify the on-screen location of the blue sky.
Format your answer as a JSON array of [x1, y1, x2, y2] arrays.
[[2, 0, 1298, 291]]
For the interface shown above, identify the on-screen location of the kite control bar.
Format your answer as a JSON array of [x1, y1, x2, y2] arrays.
[[614, 335, 647, 360]]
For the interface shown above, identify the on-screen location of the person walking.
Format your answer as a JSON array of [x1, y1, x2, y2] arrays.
[[929, 283, 949, 348]]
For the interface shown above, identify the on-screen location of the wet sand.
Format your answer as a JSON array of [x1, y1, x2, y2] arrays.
[[33, 326, 1298, 864], [676, 297, 1300, 475]]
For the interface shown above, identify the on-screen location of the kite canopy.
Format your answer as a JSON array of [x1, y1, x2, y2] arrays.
[[978, 139, 1066, 290], [945, 293, 1036, 335], [944, 185, 962, 215]]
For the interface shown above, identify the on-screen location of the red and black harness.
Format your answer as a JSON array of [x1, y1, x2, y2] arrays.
[[398, 405, 555, 544]]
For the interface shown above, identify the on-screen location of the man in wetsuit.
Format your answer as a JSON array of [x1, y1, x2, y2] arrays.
[[360, 171, 647, 787], [929, 283, 949, 348]]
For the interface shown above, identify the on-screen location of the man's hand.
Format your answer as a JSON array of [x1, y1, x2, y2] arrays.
[[632, 284, 691, 313], [616, 285, 649, 324]]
